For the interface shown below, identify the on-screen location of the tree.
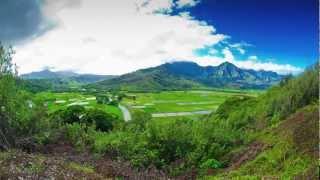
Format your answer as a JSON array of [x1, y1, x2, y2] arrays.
[[0, 43, 16, 75], [61, 105, 86, 124], [0, 43, 17, 150], [83, 109, 116, 132]]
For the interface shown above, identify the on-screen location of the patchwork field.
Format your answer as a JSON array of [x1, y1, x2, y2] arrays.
[[123, 90, 260, 119], [35, 89, 260, 121], [35, 92, 123, 119]]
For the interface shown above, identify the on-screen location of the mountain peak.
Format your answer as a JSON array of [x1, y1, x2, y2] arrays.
[[165, 61, 199, 66], [218, 61, 238, 68]]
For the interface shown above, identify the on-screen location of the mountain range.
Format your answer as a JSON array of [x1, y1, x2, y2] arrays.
[[20, 69, 115, 92], [21, 69, 115, 83], [88, 61, 285, 91]]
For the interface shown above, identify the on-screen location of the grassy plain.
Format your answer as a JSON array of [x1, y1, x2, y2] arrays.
[[34, 89, 260, 121], [35, 92, 123, 118], [123, 90, 260, 118]]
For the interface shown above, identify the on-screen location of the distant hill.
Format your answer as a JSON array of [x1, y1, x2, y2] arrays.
[[21, 69, 76, 79], [88, 61, 284, 91], [20, 69, 116, 92]]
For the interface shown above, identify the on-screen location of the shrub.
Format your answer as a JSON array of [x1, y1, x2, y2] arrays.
[[64, 123, 95, 150], [200, 158, 223, 169], [60, 105, 85, 124], [83, 109, 116, 132]]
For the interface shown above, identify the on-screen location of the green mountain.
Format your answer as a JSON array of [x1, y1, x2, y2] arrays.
[[89, 61, 284, 91], [21, 69, 78, 79], [20, 69, 116, 92]]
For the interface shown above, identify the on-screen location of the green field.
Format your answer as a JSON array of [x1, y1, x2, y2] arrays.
[[35, 92, 123, 119], [123, 90, 260, 118], [35, 89, 260, 121]]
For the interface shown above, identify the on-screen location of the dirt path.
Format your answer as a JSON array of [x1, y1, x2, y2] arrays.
[[118, 104, 132, 121], [152, 110, 212, 118]]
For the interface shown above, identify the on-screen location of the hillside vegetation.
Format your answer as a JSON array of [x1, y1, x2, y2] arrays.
[[0, 44, 318, 179], [89, 61, 284, 91], [20, 69, 116, 92]]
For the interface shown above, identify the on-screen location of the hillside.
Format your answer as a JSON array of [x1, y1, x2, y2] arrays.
[[20, 70, 116, 92], [89, 61, 284, 91], [1, 64, 318, 179]]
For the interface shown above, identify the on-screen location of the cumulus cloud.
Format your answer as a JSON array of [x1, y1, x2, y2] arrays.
[[234, 60, 303, 75], [222, 48, 235, 61], [14, 0, 226, 75], [0, 0, 44, 44], [248, 55, 258, 60], [12, 0, 302, 75], [192, 49, 302, 75], [176, 0, 201, 8], [136, 0, 174, 14], [229, 42, 252, 55]]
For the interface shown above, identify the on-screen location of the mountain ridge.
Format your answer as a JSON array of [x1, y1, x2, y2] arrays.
[[20, 69, 117, 92], [88, 61, 284, 90]]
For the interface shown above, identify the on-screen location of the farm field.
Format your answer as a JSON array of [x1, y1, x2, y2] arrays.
[[123, 90, 260, 118], [35, 92, 123, 119], [34, 89, 260, 121]]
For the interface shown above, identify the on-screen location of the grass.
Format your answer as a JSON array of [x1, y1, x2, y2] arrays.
[[68, 162, 95, 174], [35, 92, 123, 119], [0, 151, 10, 162], [123, 90, 258, 117], [35, 90, 257, 121], [208, 106, 318, 179]]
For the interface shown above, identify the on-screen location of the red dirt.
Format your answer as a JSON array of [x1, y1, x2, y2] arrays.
[[278, 109, 319, 158], [224, 141, 270, 172]]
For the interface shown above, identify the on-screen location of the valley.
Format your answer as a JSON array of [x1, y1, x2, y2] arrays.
[[122, 90, 260, 119], [35, 89, 260, 122], [1, 0, 317, 179], [1, 45, 318, 179]]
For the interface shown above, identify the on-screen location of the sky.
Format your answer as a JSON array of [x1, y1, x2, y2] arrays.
[[0, 0, 318, 75]]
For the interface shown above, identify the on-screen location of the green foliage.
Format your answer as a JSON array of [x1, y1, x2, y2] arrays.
[[64, 123, 96, 150], [88, 62, 282, 91], [94, 64, 319, 176], [0, 44, 16, 75], [60, 105, 86, 124], [1, 42, 318, 180], [83, 109, 116, 132], [200, 159, 223, 169], [0, 44, 50, 149], [256, 64, 319, 125], [127, 110, 151, 131]]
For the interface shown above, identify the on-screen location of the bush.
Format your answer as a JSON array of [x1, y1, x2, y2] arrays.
[[60, 105, 85, 124], [200, 158, 223, 169], [83, 109, 116, 132], [64, 123, 96, 150], [127, 110, 151, 131]]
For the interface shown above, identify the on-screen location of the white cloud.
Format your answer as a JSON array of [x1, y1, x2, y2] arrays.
[[14, 0, 226, 75], [13, 0, 302, 76], [229, 42, 251, 55], [234, 60, 303, 75], [136, 0, 174, 14], [192, 55, 302, 75], [248, 55, 258, 60], [176, 0, 200, 8], [208, 49, 218, 55], [222, 48, 234, 61]]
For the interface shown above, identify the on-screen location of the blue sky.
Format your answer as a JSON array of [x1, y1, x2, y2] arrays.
[[0, 0, 317, 75], [188, 0, 318, 68]]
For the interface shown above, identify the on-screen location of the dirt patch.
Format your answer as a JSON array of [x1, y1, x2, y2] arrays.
[[95, 156, 168, 179], [224, 141, 270, 172], [0, 150, 103, 180], [10, 136, 171, 179], [277, 107, 319, 158]]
